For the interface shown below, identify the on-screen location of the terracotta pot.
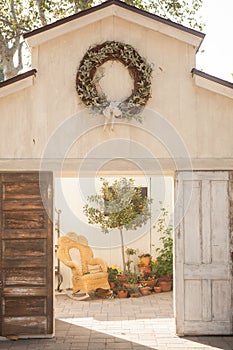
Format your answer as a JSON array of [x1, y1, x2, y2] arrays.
[[159, 280, 172, 292], [139, 287, 151, 296], [139, 279, 156, 288], [117, 289, 128, 298], [109, 281, 116, 289], [130, 292, 141, 298], [154, 286, 162, 293]]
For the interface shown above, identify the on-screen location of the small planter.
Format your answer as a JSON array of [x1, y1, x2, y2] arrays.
[[159, 280, 172, 292], [154, 286, 162, 293], [139, 279, 156, 288], [130, 292, 141, 298], [109, 281, 116, 289], [139, 287, 151, 296], [117, 289, 128, 298]]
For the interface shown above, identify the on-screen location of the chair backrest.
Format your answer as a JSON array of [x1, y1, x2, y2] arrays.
[[58, 232, 110, 274]]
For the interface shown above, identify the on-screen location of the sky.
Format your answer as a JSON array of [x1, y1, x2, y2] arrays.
[[196, 0, 233, 82]]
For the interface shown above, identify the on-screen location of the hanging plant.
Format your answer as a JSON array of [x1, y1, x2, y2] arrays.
[[76, 41, 152, 122]]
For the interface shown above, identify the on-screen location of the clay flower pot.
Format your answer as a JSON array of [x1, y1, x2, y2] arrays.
[[130, 292, 141, 298], [117, 289, 128, 298], [109, 281, 116, 289], [139, 287, 151, 296], [159, 280, 172, 292], [154, 286, 162, 293]]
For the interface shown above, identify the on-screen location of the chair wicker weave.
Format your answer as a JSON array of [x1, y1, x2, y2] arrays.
[[57, 232, 110, 293]]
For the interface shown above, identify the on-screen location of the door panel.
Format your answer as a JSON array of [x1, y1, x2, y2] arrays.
[[0, 171, 53, 337], [175, 171, 232, 335]]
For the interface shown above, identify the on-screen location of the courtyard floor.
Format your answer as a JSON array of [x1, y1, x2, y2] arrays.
[[0, 291, 232, 349]]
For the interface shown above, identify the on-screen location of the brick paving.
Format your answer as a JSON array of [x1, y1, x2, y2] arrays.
[[0, 292, 233, 349]]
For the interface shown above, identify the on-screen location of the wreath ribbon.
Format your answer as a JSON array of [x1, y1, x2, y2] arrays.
[[103, 102, 122, 120]]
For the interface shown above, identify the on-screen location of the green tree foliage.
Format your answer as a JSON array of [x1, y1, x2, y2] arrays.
[[0, 0, 203, 80], [83, 178, 152, 272], [155, 206, 173, 277]]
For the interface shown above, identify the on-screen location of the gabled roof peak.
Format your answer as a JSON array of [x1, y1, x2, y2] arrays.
[[24, 0, 204, 49]]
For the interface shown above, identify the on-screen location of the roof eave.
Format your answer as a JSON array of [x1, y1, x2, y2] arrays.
[[192, 68, 233, 99], [23, 0, 204, 50], [0, 69, 37, 97]]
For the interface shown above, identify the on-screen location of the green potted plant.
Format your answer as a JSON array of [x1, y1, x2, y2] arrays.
[[138, 268, 157, 288], [128, 286, 141, 298], [107, 265, 120, 289], [124, 271, 139, 288], [154, 281, 162, 293], [138, 283, 151, 296], [116, 284, 129, 298], [155, 206, 173, 292]]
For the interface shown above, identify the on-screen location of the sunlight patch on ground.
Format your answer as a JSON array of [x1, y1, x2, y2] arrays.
[[57, 316, 219, 348]]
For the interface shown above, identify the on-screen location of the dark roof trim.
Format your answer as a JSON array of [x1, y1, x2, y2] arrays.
[[192, 68, 233, 90], [24, 0, 205, 40], [0, 69, 37, 89]]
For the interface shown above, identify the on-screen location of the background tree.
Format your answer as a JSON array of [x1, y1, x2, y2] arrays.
[[83, 178, 152, 272], [0, 0, 203, 81]]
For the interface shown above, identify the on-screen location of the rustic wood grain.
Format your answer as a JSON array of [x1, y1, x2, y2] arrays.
[[0, 172, 53, 337]]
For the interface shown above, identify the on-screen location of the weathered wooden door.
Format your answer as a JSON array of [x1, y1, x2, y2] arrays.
[[0, 172, 53, 338], [175, 171, 232, 335]]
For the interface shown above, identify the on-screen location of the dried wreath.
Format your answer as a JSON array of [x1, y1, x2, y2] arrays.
[[76, 41, 152, 122]]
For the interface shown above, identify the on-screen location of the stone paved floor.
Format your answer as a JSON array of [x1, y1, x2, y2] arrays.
[[0, 291, 233, 349]]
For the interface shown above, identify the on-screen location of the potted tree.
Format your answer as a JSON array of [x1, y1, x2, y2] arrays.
[[83, 178, 152, 273]]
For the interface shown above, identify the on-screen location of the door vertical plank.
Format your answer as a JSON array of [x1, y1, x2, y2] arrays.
[[174, 173, 184, 335], [202, 280, 212, 321], [201, 180, 211, 264]]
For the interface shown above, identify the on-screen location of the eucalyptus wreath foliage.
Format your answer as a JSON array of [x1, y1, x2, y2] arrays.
[[76, 41, 153, 121]]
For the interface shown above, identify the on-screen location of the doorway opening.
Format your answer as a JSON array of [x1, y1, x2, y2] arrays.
[[54, 174, 175, 322]]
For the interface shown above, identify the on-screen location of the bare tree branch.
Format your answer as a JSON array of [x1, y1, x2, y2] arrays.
[[36, 0, 47, 26], [17, 41, 24, 72]]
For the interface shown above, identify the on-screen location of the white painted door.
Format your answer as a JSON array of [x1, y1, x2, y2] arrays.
[[174, 171, 232, 335]]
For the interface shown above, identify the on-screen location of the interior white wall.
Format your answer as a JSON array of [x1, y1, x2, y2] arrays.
[[54, 175, 173, 290]]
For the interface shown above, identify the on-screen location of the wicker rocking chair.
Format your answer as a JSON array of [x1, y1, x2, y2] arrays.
[[57, 232, 110, 293]]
